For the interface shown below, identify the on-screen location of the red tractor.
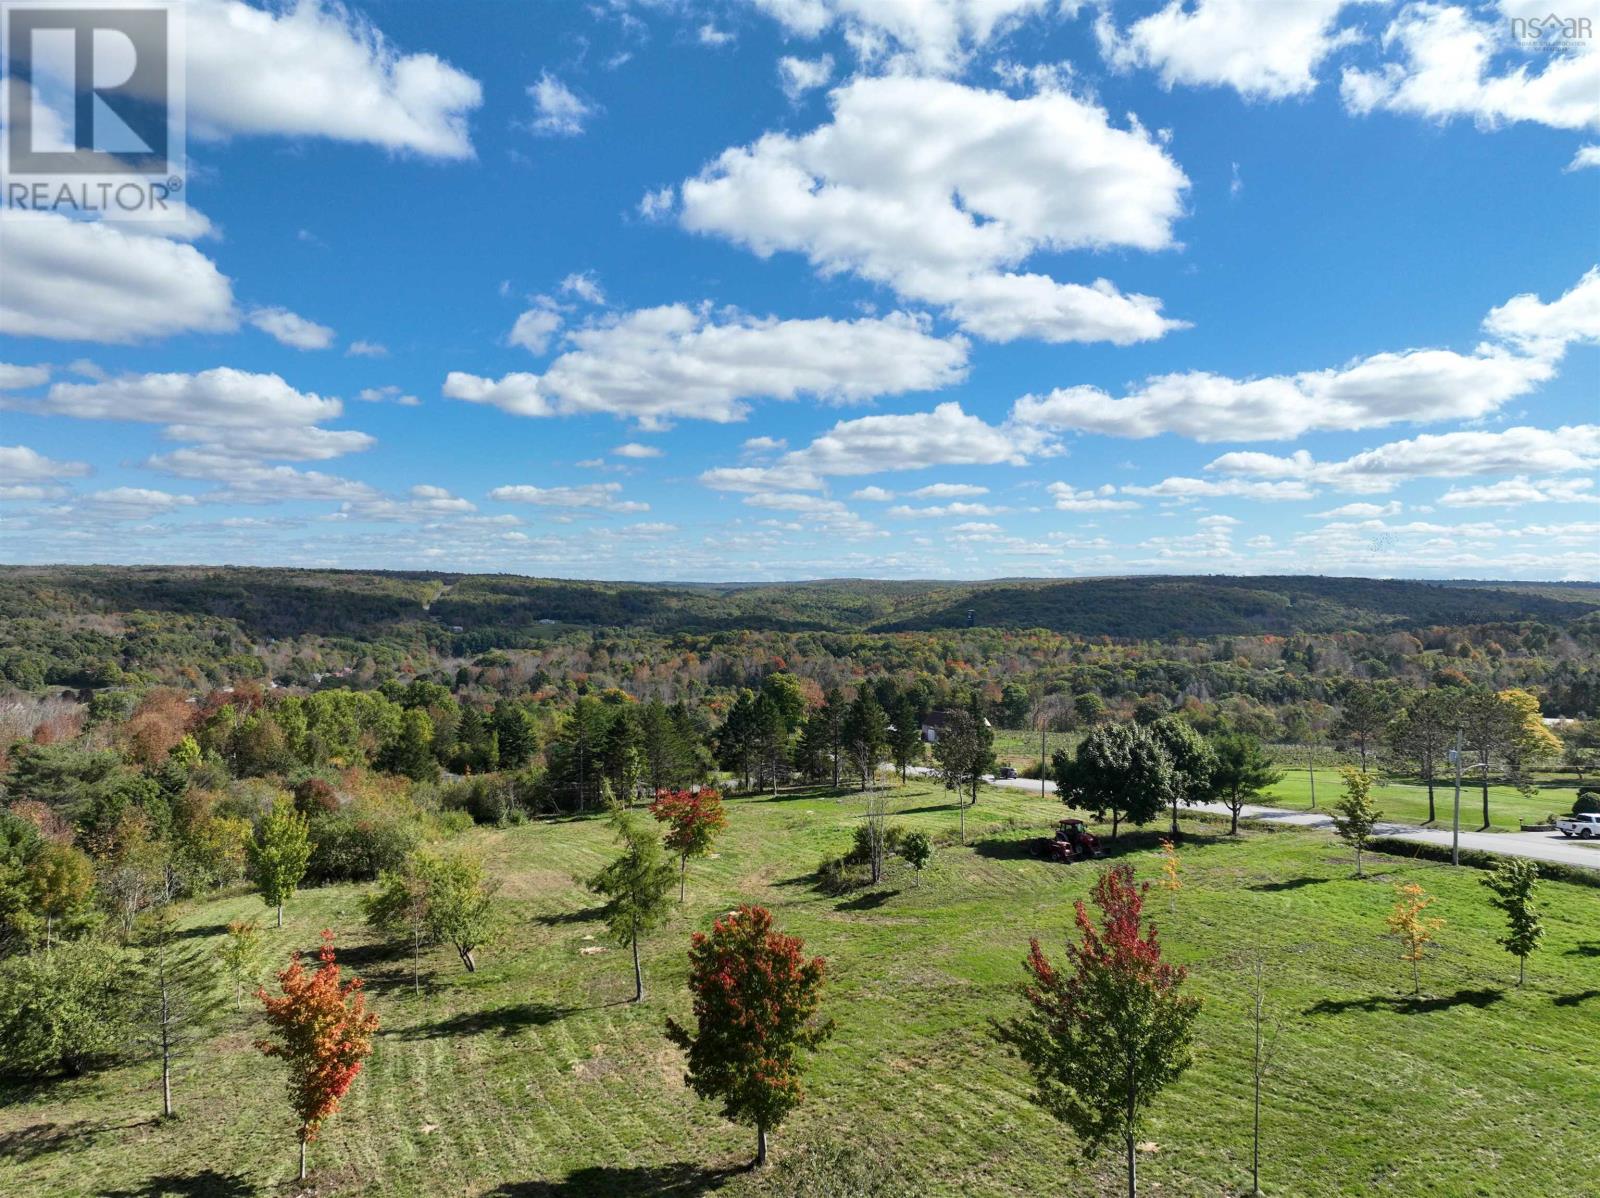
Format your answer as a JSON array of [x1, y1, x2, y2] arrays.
[[1033, 818, 1105, 864]]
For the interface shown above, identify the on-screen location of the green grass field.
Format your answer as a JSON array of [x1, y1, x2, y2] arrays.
[[4, 780, 1597, 1197]]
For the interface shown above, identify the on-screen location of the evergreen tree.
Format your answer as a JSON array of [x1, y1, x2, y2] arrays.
[[133, 906, 225, 1118], [843, 689, 889, 790], [587, 807, 677, 1002], [1208, 731, 1282, 836]]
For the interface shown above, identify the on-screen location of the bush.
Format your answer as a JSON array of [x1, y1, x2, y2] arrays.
[[442, 775, 523, 825], [814, 855, 870, 896], [1367, 836, 1600, 889], [845, 822, 903, 865], [305, 808, 420, 884], [1573, 789, 1600, 815], [0, 939, 135, 1077]]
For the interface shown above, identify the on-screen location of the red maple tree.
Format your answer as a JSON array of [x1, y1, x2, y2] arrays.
[[666, 904, 832, 1167], [649, 789, 728, 902], [257, 930, 379, 1181]]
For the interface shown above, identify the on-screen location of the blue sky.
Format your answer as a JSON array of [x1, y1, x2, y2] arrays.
[[2, 0, 1597, 580]]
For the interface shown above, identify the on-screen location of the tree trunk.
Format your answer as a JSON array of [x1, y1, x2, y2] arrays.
[[161, 980, 173, 1117], [300, 1138, 308, 1182], [1308, 759, 1316, 810], [631, 919, 643, 1003], [1230, 799, 1241, 836], [459, 946, 477, 973], [1112, 808, 1121, 840], [1425, 774, 1436, 823], [413, 927, 421, 994], [958, 792, 966, 846], [1355, 845, 1363, 878], [1125, 1133, 1136, 1198], [1170, 799, 1179, 841], [1480, 772, 1490, 830], [756, 1121, 768, 1168], [276, 902, 283, 929], [680, 855, 687, 904], [1519, 954, 1525, 987]]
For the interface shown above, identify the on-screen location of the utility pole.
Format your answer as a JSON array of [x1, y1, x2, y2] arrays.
[[1449, 731, 1463, 866], [1040, 717, 1048, 800]]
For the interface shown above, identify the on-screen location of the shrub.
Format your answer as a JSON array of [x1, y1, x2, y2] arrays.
[[0, 939, 135, 1077], [845, 822, 903, 865], [1573, 789, 1600, 815], [814, 855, 869, 896], [305, 808, 420, 884], [442, 775, 522, 825], [1367, 836, 1600, 889]]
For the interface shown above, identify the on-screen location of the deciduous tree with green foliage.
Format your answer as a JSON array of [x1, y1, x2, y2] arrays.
[[932, 701, 994, 844], [1481, 858, 1544, 986], [587, 807, 677, 1001], [666, 905, 833, 1168], [996, 865, 1201, 1198], [1330, 767, 1382, 878], [247, 803, 312, 928], [218, 919, 268, 1010], [900, 830, 931, 884], [1149, 717, 1217, 840], [1054, 722, 1174, 840], [256, 931, 379, 1182]]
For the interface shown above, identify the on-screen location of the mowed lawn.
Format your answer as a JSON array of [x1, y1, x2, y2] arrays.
[[4, 780, 1598, 1197]]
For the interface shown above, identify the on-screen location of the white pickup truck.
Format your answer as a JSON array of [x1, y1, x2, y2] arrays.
[[1556, 812, 1600, 838]]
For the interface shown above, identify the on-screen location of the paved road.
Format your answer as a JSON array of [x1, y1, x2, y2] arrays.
[[924, 769, 1600, 871]]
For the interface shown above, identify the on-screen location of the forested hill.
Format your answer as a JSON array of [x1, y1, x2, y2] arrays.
[[2, 565, 1595, 643]]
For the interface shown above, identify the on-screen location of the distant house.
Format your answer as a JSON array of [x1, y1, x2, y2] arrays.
[[920, 708, 991, 744]]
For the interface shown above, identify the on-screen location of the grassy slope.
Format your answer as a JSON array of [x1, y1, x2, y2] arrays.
[[4, 782, 1598, 1197]]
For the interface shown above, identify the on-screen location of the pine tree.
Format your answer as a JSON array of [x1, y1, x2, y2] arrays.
[[133, 906, 225, 1118], [587, 807, 677, 1001]]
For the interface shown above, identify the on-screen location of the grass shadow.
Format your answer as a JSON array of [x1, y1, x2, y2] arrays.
[[1307, 987, 1505, 1016], [1, 1119, 155, 1164], [99, 1170, 257, 1197], [1248, 877, 1330, 893], [488, 1161, 742, 1197], [970, 837, 1042, 861], [834, 888, 899, 912], [1553, 989, 1600, 1007], [172, 922, 230, 942], [395, 1001, 591, 1040], [1566, 941, 1600, 958], [534, 905, 608, 927]]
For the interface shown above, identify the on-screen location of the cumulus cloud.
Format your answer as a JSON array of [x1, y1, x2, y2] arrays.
[[249, 307, 336, 350], [700, 402, 1050, 491], [560, 272, 606, 305], [779, 54, 834, 100], [82, 487, 198, 517], [678, 76, 1189, 344], [1048, 482, 1140, 511], [1208, 425, 1600, 492], [508, 305, 564, 355], [0, 364, 50, 390], [144, 449, 381, 504], [1568, 144, 1600, 170], [0, 211, 236, 343], [185, 0, 481, 157], [0, 445, 91, 500], [1481, 266, 1600, 357], [850, 486, 896, 501], [749, 0, 1052, 74], [1313, 500, 1403, 518], [613, 442, 662, 459], [1013, 267, 1600, 441], [347, 340, 389, 357], [887, 501, 1000, 518], [1341, 2, 1600, 132], [445, 305, 967, 426], [908, 482, 988, 499], [1438, 476, 1598, 506], [489, 483, 648, 513], [528, 72, 597, 136], [39, 368, 340, 427], [1122, 476, 1319, 501], [1097, 0, 1369, 99]]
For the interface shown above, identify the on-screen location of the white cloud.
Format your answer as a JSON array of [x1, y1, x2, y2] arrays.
[[528, 72, 597, 136], [779, 54, 834, 100], [1048, 482, 1139, 511], [489, 483, 648, 513], [1313, 500, 1403, 518], [0, 445, 91, 489], [82, 487, 198, 517], [0, 210, 235, 343], [39, 368, 340, 427], [249, 307, 335, 350], [159, 423, 374, 461], [699, 22, 736, 46], [742, 435, 786, 456], [887, 501, 999, 518], [560, 272, 606, 304], [0, 364, 50, 390], [1097, 0, 1369, 99], [638, 186, 676, 220], [850, 485, 896, 501], [750, 0, 1052, 74], [508, 306, 564, 355], [908, 482, 988, 499], [613, 442, 662, 459], [446, 306, 966, 426], [1012, 346, 1550, 441], [1341, 2, 1600, 132], [1123, 476, 1319, 501], [185, 0, 481, 157], [1208, 425, 1600, 492], [1438, 476, 1597, 506], [1568, 144, 1600, 170], [357, 385, 419, 406], [144, 449, 380, 505], [1481, 266, 1600, 357], [678, 75, 1189, 344], [347, 340, 389, 358], [342, 484, 477, 520], [701, 401, 1050, 491]]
